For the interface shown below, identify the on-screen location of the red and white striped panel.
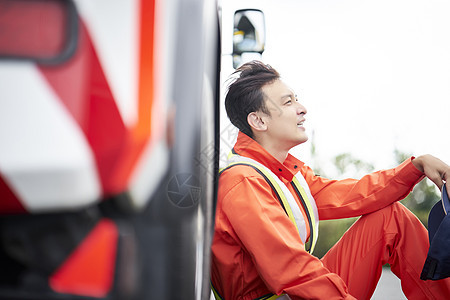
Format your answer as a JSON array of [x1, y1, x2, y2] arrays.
[[0, 0, 169, 213]]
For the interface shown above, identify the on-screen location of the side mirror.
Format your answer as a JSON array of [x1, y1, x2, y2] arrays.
[[232, 9, 265, 68], [0, 0, 78, 65]]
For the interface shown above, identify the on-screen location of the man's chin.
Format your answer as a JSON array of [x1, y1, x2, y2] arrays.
[[297, 135, 308, 144]]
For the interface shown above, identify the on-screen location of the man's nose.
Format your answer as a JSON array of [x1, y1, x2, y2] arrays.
[[297, 102, 307, 115]]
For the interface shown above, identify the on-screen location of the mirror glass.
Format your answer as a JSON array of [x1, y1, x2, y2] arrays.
[[233, 9, 265, 59], [0, 0, 76, 64]]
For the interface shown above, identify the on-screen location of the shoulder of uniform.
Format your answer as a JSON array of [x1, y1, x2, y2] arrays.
[[219, 164, 272, 191], [218, 164, 274, 204], [220, 163, 265, 180]]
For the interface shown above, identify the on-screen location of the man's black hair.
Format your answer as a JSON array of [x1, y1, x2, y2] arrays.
[[225, 60, 280, 138]]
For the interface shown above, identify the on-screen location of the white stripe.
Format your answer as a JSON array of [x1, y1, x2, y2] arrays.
[[293, 172, 320, 245], [74, 0, 140, 127], [129, 139, 169, 209], [0, 63, 101, 212]]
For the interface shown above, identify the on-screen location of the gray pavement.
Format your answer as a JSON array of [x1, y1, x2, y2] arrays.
[[372, 267, 407, 299], [210, 267, 407, 299]]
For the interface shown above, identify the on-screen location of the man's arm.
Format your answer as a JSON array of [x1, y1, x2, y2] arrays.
[[303, 157, 425, 220]]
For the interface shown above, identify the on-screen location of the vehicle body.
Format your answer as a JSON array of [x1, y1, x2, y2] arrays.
[[0, 0, 219, 299]]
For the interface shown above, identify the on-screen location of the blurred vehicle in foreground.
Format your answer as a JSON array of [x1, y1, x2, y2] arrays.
[[0, 0, 219, 299]]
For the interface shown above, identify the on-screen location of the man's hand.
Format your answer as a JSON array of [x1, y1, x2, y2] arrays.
[[412, 154, 450, 197]]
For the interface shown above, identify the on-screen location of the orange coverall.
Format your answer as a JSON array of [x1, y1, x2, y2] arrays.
[[211, 131, 450, 299]]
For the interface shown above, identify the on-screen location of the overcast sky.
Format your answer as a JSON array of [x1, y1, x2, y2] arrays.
[[245, 0, 450, 178]]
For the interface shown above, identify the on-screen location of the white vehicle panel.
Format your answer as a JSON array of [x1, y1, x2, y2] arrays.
[[0, 63, 101, 212]]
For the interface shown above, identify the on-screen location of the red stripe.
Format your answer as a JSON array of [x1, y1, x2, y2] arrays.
[[1, 3, 157, 214], [39, 19, 128, 196], [39, 1, 158, 199], [49, 219, 118, 297], [0, 173, 27, 214], [108, 0, 156, 190]]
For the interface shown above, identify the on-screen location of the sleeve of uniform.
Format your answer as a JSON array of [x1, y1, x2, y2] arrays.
[[302, 157, 425, 220], [221, 170, 356, 299]]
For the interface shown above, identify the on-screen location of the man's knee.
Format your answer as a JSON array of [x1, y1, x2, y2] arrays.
[[363, 202, 411, 220], [358, 202, 420, 235]]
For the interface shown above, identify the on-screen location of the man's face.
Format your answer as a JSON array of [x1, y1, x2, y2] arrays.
[[260, 79, 308, 150]]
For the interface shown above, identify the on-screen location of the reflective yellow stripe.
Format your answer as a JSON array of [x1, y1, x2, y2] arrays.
[[291, 177, 318, 254], [211, 282, 223, 300], [224, 161, 301, 238], [227, 150, 235, 160], [263, 294, 283, 300]]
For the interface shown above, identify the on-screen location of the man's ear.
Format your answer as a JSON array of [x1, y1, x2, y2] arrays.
[[247, 112, 267, 132]]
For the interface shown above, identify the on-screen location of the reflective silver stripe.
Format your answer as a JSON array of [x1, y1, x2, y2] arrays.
[[293, 172, 319, 246]]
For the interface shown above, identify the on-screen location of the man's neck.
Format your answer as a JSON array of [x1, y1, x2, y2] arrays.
[[254, 136, 289, 164]]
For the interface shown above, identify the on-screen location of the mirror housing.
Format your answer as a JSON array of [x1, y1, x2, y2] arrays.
[[0, 0, 78, 65], [232, 9, 265, 68]]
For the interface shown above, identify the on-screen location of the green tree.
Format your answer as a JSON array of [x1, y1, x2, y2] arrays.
[[313, 152, 365, 258], [334, 153, 374, 176]]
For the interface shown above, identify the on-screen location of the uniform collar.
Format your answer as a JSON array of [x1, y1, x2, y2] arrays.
[[233, 131, 305, 182]]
